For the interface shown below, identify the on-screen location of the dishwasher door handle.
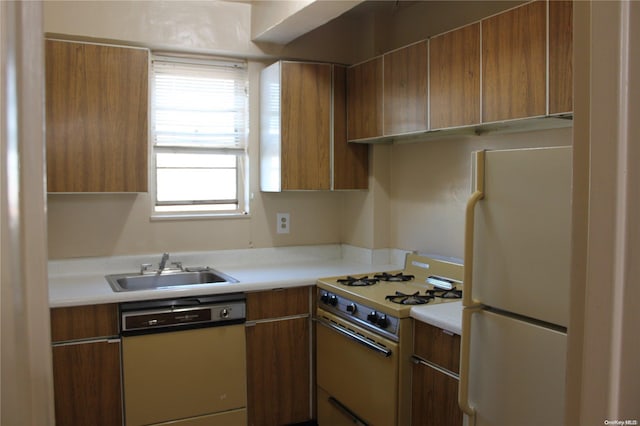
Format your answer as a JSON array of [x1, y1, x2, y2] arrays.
[[317, 318, 392, 357], [328, 396, 369, 426]]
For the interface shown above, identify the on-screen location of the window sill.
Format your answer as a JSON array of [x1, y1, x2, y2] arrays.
[[150, 212, 251, 221]]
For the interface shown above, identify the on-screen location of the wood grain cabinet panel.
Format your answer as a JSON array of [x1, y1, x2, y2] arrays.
[[347, 57, 383, 140], [246, 318, 311, 426], [411, 361, 462, 426], [52, 340, 123, 426], [51, 303, 119, 342], [260, 62, 367, 191], [46, 39, 148, 192], [413, 320, 461, 373], [411, 321, 462, 426], [246, 287, 313, 426], [549, 0, 573, 114], [281, 62, 332, 190], [333, 65, 369, 190], [482, 1, 547, 122], [384, 41, 428, 135], [430, 23, 481, 129], [50, 304, 122, 426], [246, 286, 310, 321]]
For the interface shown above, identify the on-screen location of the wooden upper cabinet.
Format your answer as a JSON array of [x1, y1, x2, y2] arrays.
[[260, 61, 368, 191], [482, 1, 546, 123], [45, 39, 148, 192], [333, 65, 368, 190], [347, 56, 383, 140], [384, 41, 428, 135], [549, 0, 573, 114], [281, 62, 332, 190], [430, 23, 481, 129]]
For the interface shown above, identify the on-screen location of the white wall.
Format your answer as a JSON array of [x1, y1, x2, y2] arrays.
[[388, 128, 572, 258]]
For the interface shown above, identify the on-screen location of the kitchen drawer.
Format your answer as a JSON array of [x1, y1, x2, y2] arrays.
[[413, 320, 461, 374], [246, 286, 311, 321], [50, 303, 119, 342]]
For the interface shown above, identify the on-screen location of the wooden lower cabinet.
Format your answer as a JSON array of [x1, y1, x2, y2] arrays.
[[411, 359, 462, 426], [51, 304, 122, 426], [51, 341, 122, 426], [246, 287, 313, 426], [411, 321, 462, 426]]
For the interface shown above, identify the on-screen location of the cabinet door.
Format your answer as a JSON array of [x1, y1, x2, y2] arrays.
[[347, 57, 383, 140], [549, 0, 573, 114], [384, 41, 428, 135], [482, 1, 546, 122], [333, 65, 368, 190], [430, 23, 481, 129], [246, 317, 311, 426], [246, 286, 310, 321], [414, 321, 461, 373], [281, 62, 332, 190], [52, 340, 122, 426], [411, 361, 462, 426], [46, 40, 148, 192], [51, 303, 119, 342]]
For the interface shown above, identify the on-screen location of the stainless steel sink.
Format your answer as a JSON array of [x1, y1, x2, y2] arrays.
[[105, 269, 239, 292]]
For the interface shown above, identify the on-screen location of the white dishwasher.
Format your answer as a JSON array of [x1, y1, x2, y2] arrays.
[[120, 294, 247, 426]]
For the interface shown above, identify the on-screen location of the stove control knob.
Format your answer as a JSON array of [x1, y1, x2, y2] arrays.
[[367, 311, 378, 323], [376, 314, 389, 328], [320, 292, 330, 304], [346, 303, 357, 314], [329, 295, 338, 306]]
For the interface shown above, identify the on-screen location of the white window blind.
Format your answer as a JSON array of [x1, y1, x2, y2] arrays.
[[152, 57, 247, 149], [151, 55, 249, 217]]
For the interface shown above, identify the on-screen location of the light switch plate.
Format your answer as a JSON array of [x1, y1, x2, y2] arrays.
[[277, 213, 290, 234]]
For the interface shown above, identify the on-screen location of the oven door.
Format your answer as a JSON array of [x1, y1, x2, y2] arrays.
[[316, 309, 399, 426]]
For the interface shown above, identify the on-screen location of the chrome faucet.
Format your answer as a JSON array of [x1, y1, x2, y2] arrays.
[[157, 252, 170, 275]]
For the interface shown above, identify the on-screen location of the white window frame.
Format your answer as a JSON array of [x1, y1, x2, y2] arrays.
[[149, 54, 249, 220]]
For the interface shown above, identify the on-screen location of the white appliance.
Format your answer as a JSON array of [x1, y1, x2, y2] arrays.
[[459, 146, 571, 426]]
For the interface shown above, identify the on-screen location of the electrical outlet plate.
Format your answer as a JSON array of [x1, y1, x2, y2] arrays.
[[277, 213, 290, 234]]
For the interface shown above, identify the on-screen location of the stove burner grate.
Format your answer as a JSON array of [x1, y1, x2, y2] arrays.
[[337, 276, 379, 287], [385, 291, 434, 305], [426, 288, 462, 299], [374, 272, 415, 282]]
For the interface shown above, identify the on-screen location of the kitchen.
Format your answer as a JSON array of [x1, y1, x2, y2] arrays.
[[2, 1, 639, 425]]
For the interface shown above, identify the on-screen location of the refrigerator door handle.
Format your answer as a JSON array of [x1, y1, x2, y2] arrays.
[[459, 305, 481, 418], [463, 150, 485, 308]]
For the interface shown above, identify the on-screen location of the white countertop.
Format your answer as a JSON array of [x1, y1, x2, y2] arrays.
[[49, 244, 463, 334], [410, 301, 463, 335], [48, 245, 404, 307]]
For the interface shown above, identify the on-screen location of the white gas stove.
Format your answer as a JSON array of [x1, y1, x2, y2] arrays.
[[315, 253, 464, 426], [316, 253, 464, 341]]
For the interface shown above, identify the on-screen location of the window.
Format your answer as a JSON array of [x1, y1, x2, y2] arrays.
[[151, 55, 248, 217]]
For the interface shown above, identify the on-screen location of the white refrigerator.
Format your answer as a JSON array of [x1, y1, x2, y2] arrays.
[[459, 146, 571, 426]]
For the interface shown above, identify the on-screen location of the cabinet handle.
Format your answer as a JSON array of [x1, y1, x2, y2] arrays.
[[52, 337, 120, 347], [317, 318, 392, 357], [411, 355, 459, 380]]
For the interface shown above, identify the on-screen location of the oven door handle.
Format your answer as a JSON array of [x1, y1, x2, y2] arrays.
[[316, 318, 392, 357], [328, 396, 369, 426]]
